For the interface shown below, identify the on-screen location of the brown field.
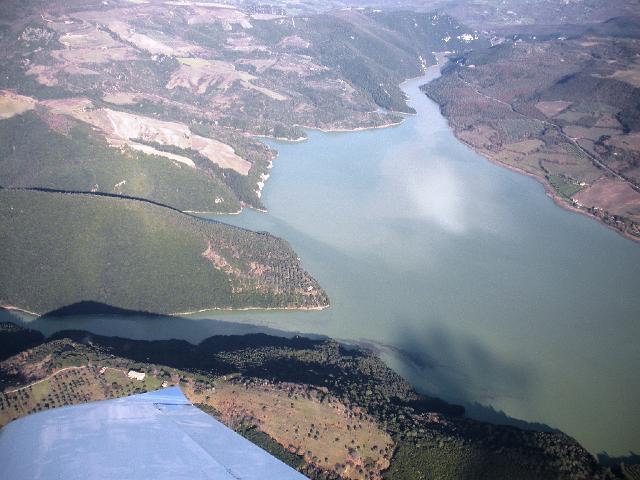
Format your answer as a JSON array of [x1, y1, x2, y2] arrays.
[[594, 115, 623, 129], [554, 110, 591, 123], [168, 57, 287, 100], [279, 35, 311, 49], [493, 152, 542, 175], [563, 125, 621, 141], [535, 100, 572, 118], [52, 46, 137, 64], [503, 139, 545, 154], [577, 40, 606, 47], [611, 61, 640, 87], [25, 18, 138, 86], [25, 65, 60, 86], [456, 124, 499, 152], [490, 140, 549, 175], [248, 84, 288, 101], [0, 91, 36, 119], [573, 177, 640, 217], [540, 150, 602, 183], [186, 381, 393, 480], [107, 21, 202, 56], [271, 56, 327, 76], [102, 92, 143, 105], [50, 19, 139, 63], [40, 97, 94, 117], [167, 58, 255, 94], [607, 131, 640, 151], [28, 61, 101, 87], [226, 35, 269, 53], [237, 58, 277, 72], [184, 5, 253, 28], [55, 24, 119, 49], [251, 13, 286, 21], [102, 108, 251, 174], [127, 143, 197, 168]]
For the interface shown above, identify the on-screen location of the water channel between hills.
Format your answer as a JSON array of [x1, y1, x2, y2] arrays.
[[24, 66, 640, 456]]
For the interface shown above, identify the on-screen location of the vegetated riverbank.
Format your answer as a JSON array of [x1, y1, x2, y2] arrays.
[[421, 27, 640, 243], [441, 126, 640, 244], [0, 320, 611, 480], [172, 303, 330, 316]]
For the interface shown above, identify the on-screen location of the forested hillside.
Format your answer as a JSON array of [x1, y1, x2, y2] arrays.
[[0, 189, 328, 314]]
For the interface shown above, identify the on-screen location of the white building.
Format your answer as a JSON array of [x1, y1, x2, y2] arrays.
[[127, 370, 146, 381]]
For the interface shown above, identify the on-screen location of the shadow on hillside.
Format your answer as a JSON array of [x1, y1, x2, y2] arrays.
[[1, 302, 333, 386], [0, 309, 45, 361], [597, 451, 640, 468], [2, 302, 558, 433], [40, 301, 169, 319], [1, 302, 328, 345], [462, 402, 560, 433]]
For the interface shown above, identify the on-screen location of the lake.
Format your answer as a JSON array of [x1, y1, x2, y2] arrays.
[[16, 66, 640, 456]]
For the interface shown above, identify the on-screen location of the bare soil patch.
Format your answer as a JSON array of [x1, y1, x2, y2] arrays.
[[573, 177, 640, 217], [187, 381, 393, 480], [41, 98, 251, 174], [0, 91, 37, 119], [168, 57, 286, 101], [535, 100, 572, 118]]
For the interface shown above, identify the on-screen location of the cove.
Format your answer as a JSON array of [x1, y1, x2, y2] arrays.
[[14, 66, 640, 457]]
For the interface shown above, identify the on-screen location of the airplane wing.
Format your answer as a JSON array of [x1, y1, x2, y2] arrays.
[[0, 386, 309, 479]]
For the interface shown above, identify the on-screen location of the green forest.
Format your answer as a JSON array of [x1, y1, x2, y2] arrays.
[[0, 189, 327, 314]]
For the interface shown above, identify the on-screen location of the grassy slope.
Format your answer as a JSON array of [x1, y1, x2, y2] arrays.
[[0, 189, 327, 313], [0, 111, 241, 213]]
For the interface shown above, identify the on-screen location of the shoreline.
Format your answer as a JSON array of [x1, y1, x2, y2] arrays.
[[235, 59, 446, 216], [417, 55, 639, 245], [1, 304, 40, 317], [184, 208, 242, 215], [173, 302, 330, 316], [253, 133, 308, 143], [298, 118, 407, 134], [448, 131, 640, 244], [1, 302, 331, 319]]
